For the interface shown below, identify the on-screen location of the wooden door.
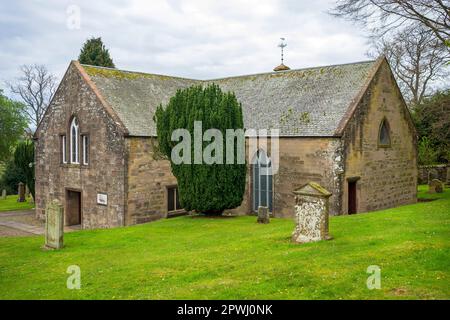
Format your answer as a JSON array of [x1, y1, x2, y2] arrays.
[[348, 181, 357, 214], [66, 190, 81, 225]]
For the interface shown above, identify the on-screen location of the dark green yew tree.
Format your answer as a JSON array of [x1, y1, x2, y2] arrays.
[[14, 140, 35, 199], [154, 84, 246, 214], [78, 37, 115, 68]]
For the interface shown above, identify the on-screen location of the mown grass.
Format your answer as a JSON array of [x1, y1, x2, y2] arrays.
[[0, 195, 34, 212], [0, 186, 448, 300]]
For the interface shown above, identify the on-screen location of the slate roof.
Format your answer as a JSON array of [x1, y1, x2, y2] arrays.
[[82, 60, 378, 137]]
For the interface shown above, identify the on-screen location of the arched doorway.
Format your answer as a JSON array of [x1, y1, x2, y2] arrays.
[[252, 150, 273, 212]]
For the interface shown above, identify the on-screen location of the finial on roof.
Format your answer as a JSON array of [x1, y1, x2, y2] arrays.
[[274, 37, 290, 72]]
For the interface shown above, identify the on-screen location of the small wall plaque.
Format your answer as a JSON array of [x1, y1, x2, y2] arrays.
[[97, 193, 108, 206]]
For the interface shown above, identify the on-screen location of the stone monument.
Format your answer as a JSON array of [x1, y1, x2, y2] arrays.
[[257, 206, 270, 224], [45, 199, 64, 249], [18, 182, 25, 202], [446, 166, 450, 186], [428, 179, 444, 194], [1, 189, 6, 200], [292, 182, 332, 244]]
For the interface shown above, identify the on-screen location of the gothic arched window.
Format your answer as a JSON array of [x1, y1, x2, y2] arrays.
[[378, 118, 391, 147], [70, 117, 79, 163], [252, 150, 273, 212]]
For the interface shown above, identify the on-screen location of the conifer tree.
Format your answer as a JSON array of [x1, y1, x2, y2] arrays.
[[154, 84, 246, 214], [78, 37, 115, 68]]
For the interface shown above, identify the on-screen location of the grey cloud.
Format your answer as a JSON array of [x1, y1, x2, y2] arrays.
[[0, 0, 368, 92]]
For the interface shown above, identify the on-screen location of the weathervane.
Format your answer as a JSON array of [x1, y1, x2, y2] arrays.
[[278, 37, 287, 64]]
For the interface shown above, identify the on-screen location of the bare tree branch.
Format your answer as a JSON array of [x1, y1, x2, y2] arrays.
[[6, 64, 57, 129], [330, 0, 450, 47], [369, 24, 450, 106]]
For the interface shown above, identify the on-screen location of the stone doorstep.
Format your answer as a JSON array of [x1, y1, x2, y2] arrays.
[[0, 221, 80, 236]]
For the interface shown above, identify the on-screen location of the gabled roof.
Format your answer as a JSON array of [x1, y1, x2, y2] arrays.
[[77, 59, 381, 137]]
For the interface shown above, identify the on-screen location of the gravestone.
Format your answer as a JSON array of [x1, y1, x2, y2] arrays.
[[292, 182, 332, 244], [45, 199, 64, 249], [446, 166, 450, 186], [17, 182, 25, 202], [25, 185, 30, 198], [257, 206, 270, 224], [428, 179, 444, 194], [1, 189, 6, 200]]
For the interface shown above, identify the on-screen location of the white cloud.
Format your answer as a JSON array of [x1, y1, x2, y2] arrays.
[[0, 0, 369, 91]]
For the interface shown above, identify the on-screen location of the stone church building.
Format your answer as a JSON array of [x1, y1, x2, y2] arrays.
[[34, 57, 417, 229]]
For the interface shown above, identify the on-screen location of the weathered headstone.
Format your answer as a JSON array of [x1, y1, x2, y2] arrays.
[[446, 166, 450, 186], [292, 182, 332, 244], [25, 184, 30, 198], [257, 206, 270, 224], [428, 179, 444, 194], [45, 199, 64, 249], [1, 189, 6, 200], [17, 182, 25, 202]]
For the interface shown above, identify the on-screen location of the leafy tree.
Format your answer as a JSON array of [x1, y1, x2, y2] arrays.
[[413, 90, 450, 163], [78, 37, 115, 68], [418, 137, 438, 166], [0, 90, 28, 162], [0, 158, 26, 195], [13, 140, 35, 199], [154, 84, 246, 215]]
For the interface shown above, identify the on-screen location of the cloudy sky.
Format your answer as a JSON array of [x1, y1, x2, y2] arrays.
[[0, 0, 370, 88]]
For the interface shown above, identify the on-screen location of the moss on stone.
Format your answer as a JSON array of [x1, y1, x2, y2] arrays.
[[83, 65, 176, 81]]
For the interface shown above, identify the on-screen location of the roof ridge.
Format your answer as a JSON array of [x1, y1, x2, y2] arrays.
[[206, 59, 377, 81], [80, 63, 199, 82], [80, 59, 377, 82]]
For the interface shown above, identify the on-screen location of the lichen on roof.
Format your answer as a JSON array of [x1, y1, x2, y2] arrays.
[[82, 60, 377, 137], [82, 64, 188, 81]]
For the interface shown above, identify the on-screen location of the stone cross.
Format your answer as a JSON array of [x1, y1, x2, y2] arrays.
[[17, 182, 25, 202], [257, 206, 270, 224], [428, 179, 444, 194], [45, 199, 64, 249], [1, 189, 6, 200], [292, 182, 332, 244]]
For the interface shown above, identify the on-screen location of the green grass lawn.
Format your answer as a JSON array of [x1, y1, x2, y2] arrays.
[[0, 195, 35, 212], [0, 186, 448, 300]]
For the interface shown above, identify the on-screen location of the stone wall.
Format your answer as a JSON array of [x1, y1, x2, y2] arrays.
[[125, 137, 178, 225], [418, 165, 449, 185], [35, 62, 127, 229], [341, 60, 418, 214], [227, 137, 343, 217], [125, 136, 343, 221]]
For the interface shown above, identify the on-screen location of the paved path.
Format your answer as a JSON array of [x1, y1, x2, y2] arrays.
[[0, 220, 44, 235], [0, 209, 36, 217], [0, 209, 80, 237]]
